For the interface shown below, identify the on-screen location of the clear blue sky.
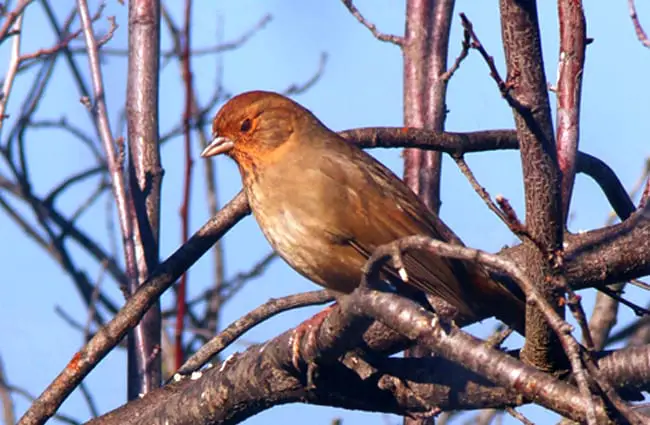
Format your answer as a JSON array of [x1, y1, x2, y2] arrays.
[[1, 1, 649, 424]]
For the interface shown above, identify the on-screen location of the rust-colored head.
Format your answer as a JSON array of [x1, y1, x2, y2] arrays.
[[201, 91, 322, 170]]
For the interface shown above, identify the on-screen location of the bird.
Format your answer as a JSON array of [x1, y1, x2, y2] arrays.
[[201, 90, 525, 340]]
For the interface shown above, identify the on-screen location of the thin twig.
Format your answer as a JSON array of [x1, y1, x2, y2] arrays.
[[44, 166, 105, 205], [505, 407, 534, 425], [459, 13, 516, 106], [0, 354, 16, 425], [441, 22, 470, 82], [282, 52, 328, 96], [28, 118, 104, 161], [340, 0, 404, 45], [67, 180, 109, 226], [0, 13, 23, 137], [78, 382, 99, 419], [83, 262, 108, 343], [0, 0, 32, 44], [452, 155, 533, 243], [16, 24, 85, 61], [175, 0, 195, 372], [159, 4, 227, 347], [565, 288, 594, 350], [597, 285, 650, 316], [628, 0, 650, 48], [76, 0, 139, 291], [6, 383, 80, 425], [0, 193, 49, 249], [176, 290, 333, 375], [221, 251, 278, 301]]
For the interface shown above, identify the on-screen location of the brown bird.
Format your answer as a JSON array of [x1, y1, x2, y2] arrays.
[[201, 90, 525, 335]]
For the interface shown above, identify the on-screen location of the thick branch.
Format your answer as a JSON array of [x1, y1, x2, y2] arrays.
[[499, 0, 565, 372], [84, 286, 650, 425], [401, 4, 455, 424], [556, 0, 586, 219], [339, 127, 636, 221], [125, 0, 163, 398], [402, 0, 453, 211]]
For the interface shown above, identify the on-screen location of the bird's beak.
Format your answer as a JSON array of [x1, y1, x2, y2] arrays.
[[201, 134, 235, 157]]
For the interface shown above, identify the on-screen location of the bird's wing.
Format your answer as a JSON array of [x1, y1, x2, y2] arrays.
[[313, 139, 482, 319]]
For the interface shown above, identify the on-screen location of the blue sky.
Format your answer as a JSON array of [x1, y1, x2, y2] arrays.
[[1, 1, 649, 424]]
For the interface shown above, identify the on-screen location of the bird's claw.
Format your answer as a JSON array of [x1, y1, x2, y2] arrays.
[[290, 305, 334, 378]]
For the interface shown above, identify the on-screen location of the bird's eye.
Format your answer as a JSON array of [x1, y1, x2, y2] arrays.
[[240, 118, 252, 133]]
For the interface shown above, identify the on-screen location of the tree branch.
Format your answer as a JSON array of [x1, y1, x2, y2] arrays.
[[125, 0, 163, 399], [17, 192, 250, 425], [556, 0, 586, 219]]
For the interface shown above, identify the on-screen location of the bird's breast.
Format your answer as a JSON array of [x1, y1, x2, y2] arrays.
[[246, 183, 327, 281], [244, 177, 362, 293]]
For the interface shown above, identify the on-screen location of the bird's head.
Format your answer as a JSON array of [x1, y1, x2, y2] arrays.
[[201, 91, 321, 171]]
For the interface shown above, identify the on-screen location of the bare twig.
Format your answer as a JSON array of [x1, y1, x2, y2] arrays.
[[67, 13, 273, 61], [0, 13, 23, 136], [44, 166, 105, 205], [76, 0, 139, 291], [452, 155, 533, 242], [78, 382, 99, 419], [18, 192, 249, 425], [221, 251, 278, 301], [340, 0, 404, 45], [459, 13, 517, 106], [588, 286, 621, 351], [28, 118, 104, 161], [578, 152, 637, 222], [401, 0, 454, 214], [199, 18, 227, 337], [0, 0, 32, 44], [629, 278, 650, 291], [441, 23, 470, 82], [177, 290, 333, 375], [565, 288, 594, 350], [16, 23, 85, 61], [555, 0, 586, 220], [465, 409, 499, 425], [167, 13, 272, 61], [84, 262, 108, 343], [185, 251, 278, 308], [175, 0, 195, 372], [635, 158, 650, 209], [0, 354, 16, 425], [628, 0, 650, 48], [485, 325, 514, 349], [505, 407, 534, 425], [595, 285, 650, 317], [7, 383, 80, 425], [159, 3, 227, 347], [0, 175, 126, 286], [68, 180, 108, 227], [589, 160, 650, 350], [55, 306, 87, 334], [282, 52, 328, 96], [0, 193, 49, 249]]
